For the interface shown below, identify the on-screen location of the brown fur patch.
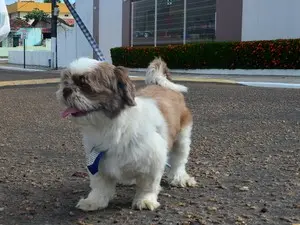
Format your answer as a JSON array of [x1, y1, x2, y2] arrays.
[[114, 66, 136, 106], [137, 85, 192, 149]]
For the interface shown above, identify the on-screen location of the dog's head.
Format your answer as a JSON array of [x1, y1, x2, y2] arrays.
[[56, 58, 136, 120]]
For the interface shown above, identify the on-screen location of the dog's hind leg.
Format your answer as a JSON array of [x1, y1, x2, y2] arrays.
[[132, 132, 167, 211], [167, 123, 197, 187]]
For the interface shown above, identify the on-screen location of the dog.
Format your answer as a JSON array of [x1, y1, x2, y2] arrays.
[[56, 57, 196, 212]]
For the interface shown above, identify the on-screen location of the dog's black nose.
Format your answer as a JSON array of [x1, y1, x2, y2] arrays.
[[63, 87, 72, 98]]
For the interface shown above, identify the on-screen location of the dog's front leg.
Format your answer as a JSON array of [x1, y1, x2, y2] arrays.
[[76, 173, 116, 211]]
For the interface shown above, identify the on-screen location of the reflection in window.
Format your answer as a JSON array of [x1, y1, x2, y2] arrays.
[[131, 0, 216, 46], [157, 0, 184, 45], [132, 0, 155, 46], [186, 0, 216, 43]]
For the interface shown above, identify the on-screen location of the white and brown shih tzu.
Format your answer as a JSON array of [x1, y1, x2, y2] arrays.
[[56, 57, 196, 212]]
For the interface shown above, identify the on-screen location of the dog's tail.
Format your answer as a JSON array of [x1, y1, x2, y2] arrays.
[[145, 57, 188, 93]]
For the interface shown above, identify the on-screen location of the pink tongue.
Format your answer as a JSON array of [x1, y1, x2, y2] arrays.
[[61, 108, 81, 118]]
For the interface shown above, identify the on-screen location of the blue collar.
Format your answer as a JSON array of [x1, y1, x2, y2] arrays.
[[87, 145, 108, 175]]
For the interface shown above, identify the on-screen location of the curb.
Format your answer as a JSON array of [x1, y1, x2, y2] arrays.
[[128, 75, 237, 84], [170, 77, 237, 84], [1, 65, 300, 77], [1, 76, 300, 89], [0, 76, 236, 88], [0, 78, 60, 87], [127, 76, 237, 84], [239, 81, 300, 89], [130, 68, 300, 77], [0, 66, 46, 72]]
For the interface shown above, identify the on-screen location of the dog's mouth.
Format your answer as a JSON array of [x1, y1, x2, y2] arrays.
[[61, 107, 89, 118]]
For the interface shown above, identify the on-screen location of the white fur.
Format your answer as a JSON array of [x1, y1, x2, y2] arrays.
[[69, 57, 100, 74], [167, 123, 196, 187], [145, 59, 188, 93], [75, 97, 169, 211]]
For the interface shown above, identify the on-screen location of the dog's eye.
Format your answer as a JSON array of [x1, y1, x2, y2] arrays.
[[81, 84, 90, 90], [73, 76, 87, 87], [80, 81, 89, 88]]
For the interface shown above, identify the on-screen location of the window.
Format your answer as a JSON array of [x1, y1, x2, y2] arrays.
[[157, 0, 184, 45], [131, 0, 216, 46], [186, 0, 216, 42], [132, 0, 155, 46]]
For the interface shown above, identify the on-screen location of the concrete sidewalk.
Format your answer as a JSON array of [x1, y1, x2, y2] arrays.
[[129, 71, 300, 84], [2, 64, 300, 88]]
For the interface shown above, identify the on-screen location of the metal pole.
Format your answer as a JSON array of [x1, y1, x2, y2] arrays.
[[23, 39, 25, 69], [131, 2, 134, 47], [154, 0, 157, 47], [183, 0, 186, 44], [93, 0, 100, 59], [215, 12, 217, 32], [55, 36, 58, 69], [51, 0, 57, 69]]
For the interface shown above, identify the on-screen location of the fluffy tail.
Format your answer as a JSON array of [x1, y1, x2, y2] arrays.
[[145, 57, 188, 93]]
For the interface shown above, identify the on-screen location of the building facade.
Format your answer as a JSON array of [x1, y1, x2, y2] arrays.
[[45, 0, 300, 65], [122, 0, 300, 46]]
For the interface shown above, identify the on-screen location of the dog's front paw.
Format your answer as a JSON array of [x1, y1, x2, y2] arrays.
[[132, 196, 160, 211], [76, 198, 108, 211], [170, 174, 197, 187]]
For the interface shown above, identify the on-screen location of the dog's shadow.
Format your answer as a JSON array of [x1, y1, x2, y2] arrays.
[[5, 181, 133, 223], [4, 174, 174, 224]]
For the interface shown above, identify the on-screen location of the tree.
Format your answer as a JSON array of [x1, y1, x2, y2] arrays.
[[24, 8, 49, 22], [43, 0, 62, 3]]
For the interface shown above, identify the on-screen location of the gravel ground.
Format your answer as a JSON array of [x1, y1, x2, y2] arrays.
[[0, 82, 299, 225]]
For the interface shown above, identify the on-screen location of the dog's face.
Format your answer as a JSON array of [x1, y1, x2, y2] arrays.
[[56, 59, 136, 120]]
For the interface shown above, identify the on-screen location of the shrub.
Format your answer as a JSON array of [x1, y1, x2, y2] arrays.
[[110, 39, 300, 69]]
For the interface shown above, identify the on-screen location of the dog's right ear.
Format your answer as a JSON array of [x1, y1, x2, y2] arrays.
[[114, 66, 136, 106]]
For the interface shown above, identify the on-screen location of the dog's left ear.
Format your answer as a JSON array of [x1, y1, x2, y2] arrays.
[[114, 66, 136, 106]]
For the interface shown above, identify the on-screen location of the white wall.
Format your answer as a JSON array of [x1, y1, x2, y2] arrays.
[[242, 0, 300, 41], [74, 0, 94, 59], [98, 0, 123, 63], [8, 50, 52, 67], [56, 0, 94, 67], [59, 0, 123, 64], [57, 26, 76, 68]]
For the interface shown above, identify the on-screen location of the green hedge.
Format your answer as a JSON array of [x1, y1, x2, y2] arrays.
[[110, 39, 300, 69]]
